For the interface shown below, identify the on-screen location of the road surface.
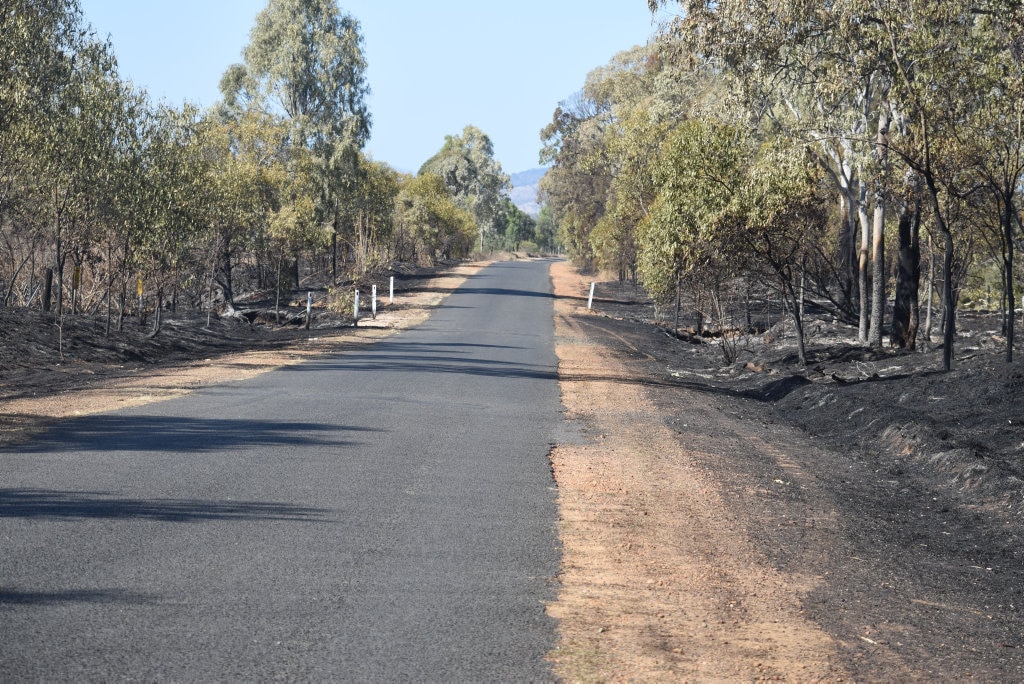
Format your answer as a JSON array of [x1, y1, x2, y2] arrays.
[[1, 259, 562, 681]]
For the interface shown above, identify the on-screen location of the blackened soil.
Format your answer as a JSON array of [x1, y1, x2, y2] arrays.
[[579, 279, 1024, 680], [0, 262, 451, 403]]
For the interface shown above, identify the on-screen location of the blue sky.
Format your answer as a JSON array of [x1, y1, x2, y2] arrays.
[[78, 1, 673, 174]]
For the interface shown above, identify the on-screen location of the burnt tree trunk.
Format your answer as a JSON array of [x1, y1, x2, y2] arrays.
[[1001, 194, 1016, 363], [222, 246, 234, 306], [42, 268, 53, 313], [891, 200, 921, 349]]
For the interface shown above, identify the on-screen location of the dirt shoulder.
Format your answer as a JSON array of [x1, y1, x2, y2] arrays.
[[0, 262, 488, 446], [547, 260, 1024, 681]]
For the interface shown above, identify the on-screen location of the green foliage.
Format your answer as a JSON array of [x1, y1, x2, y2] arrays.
[[395, 173, 476, 264], [228, 0, 370, 148], [532, 204, 560, 253], [420, 125, 510, 249], [496, 199, 535, 252], [0, 0, 402, 329], [635, 119, 747, 302]]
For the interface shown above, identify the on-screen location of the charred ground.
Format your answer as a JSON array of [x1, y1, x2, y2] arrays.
[[572, 276, 1024, 678]]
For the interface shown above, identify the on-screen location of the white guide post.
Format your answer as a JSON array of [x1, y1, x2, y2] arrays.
[[588, 282, 596, 310]]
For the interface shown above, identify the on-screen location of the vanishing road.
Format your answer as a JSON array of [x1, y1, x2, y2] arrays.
[[1, 260, 563, 680]]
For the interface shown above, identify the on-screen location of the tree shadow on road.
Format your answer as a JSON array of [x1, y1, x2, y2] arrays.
[[3, 415, 380, 454], [286, 347, 560, 382], [0, 586, 159, 607], [0, 488, 331, 522]]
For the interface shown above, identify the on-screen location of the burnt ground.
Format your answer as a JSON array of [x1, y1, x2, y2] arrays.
[[577, 276, 1024, 679], [0, 263, 450, 405]]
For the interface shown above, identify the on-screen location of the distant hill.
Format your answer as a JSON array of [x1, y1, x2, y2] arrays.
[[508, 167, 548, 217]]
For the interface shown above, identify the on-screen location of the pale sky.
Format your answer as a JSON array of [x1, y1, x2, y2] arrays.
[[78, 1, 673, 174]]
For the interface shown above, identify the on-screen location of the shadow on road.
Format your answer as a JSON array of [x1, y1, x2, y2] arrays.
[[419, 286, 556, 300], [0, 488, 331, 522], [4, 415, 380, 454], [0, 587, 159, 607], [285, 344, 559, 381]]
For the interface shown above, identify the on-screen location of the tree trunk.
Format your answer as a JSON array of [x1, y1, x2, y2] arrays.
[[837, 191, 858, 316], [798, 264, 806, 322], [332, 229, 338, 285], [43, 268, 53, 313], [275, 256, 283, 324], [891, 200, 921, 349], [784, 280, 807, 366], [867, 100, 891, 348], [923, 171, 956, 370], [118, 282, 125, 332], [55, 230, 64, 319], [1002, 194, 1016, 363], [149, 288, 163, 338], [674, 270, 681, 333], [924, 233, 934, 342], [857, 183, 870, 342], [105, 240, 112, 336], [940, 226, 955, 370], [222, 246, 234, 306]]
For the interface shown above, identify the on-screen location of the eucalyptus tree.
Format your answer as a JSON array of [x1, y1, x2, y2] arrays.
[[538, 109, 609, 268], [221, 0, 371, 276], [419, 125, 510, 252], [0, 0, 82, 208], [102, 81, 150, 332], [950, 4, 1024, 362], [636, 118, 748, 342], [649, 0, 899, 344], [859, 0, 1024, 370], [27, 34, 122, 317], [732, 142, 830, 366], [540, 42, 723, 275], [135, 104, 211, 335], [347, 155, 399, 272], [394, 173, 475, 264], [202, 110, 293, 306], [497, 199, 535, 253], [532, 204, 559, 254]]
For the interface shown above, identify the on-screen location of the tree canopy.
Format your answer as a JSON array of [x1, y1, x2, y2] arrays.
[[540, 0, 1024, 368]]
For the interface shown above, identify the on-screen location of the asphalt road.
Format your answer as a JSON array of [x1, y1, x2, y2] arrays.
[[1, 259, 563, 681]]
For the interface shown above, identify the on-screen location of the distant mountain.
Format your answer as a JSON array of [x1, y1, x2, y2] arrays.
[[508, 167, 548, 217]]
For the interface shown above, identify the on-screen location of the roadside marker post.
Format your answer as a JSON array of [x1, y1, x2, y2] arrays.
[[372, 284, 377, 319], [588, 282, 595, 310], [305, 291, 312, 330], [354, 289, 360, 326], [390, 276, 394, 304]]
